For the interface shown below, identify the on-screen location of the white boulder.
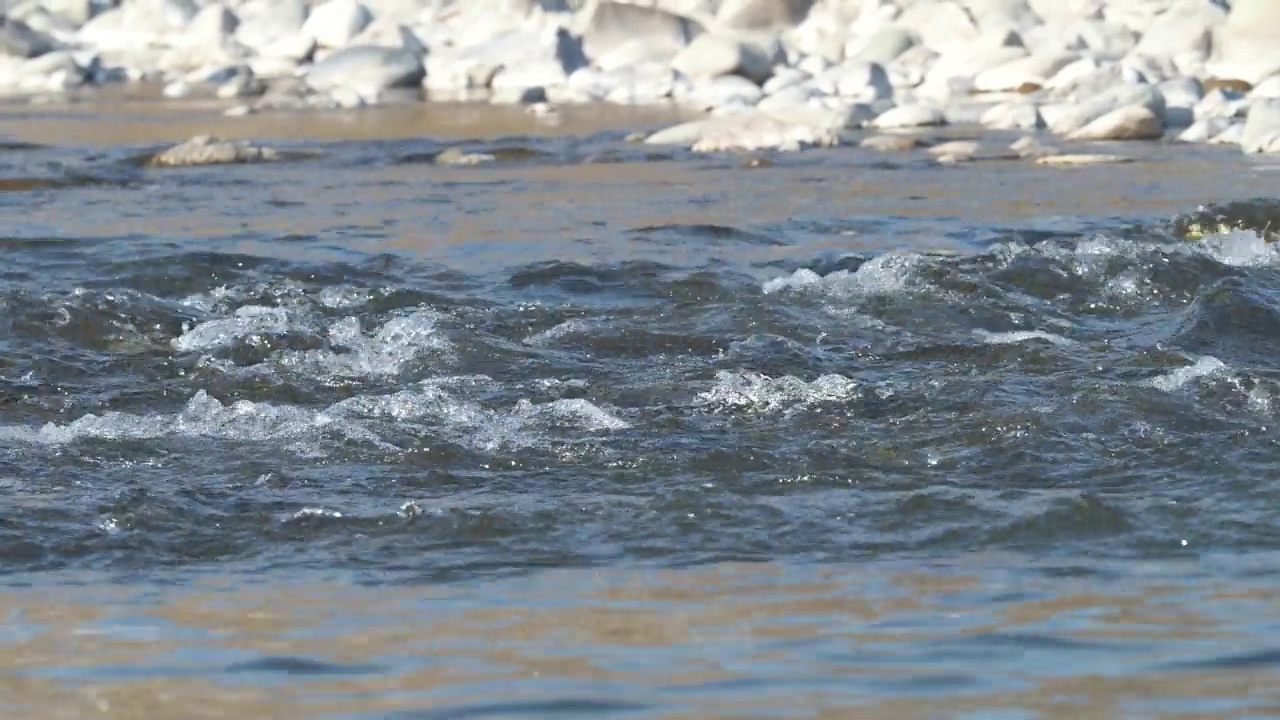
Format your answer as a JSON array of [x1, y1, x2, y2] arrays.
[[1241, 98, 1280, 153]]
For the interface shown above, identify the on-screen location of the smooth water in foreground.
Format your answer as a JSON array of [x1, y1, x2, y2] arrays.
[[3, 100, 1280, 718]]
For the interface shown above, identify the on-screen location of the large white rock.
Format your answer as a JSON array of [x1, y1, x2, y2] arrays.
[[884, 43, 937, 88], [715, 0, 815, 32], [564, 62, 678, 104], [761, 66, 809, 94], [846, 25, 917, 65], [678, 73, 764, 109], [181, 4, 238, 48], [784, 0, 857, 61], [76, 1, 173, 50], [491, 26, 586, 95], [304, 44, 424, 98], [1210, 122, 1244, 145], [6, 6, 79, 46], [1131, 0, 1224, 62], [1066, 104, 1164, 141], [0, 49, 87, 92], [28, 0, 94, 26], [1043, 82, 1166, 135], [820, 59, 893, 102], [1240, 98, 1280, 153], [899, 0, 980, 53], [981, 100, 1042, 129], [972, 51, 1076, 92], [917, 34, 1026, 95], [963, 0, 1041, 32], [1122, 53, 1175, 85], [1195, 87, 1249, 121], [349, 19, 426, 55], [1159, 76, 1202, 127], [757, 82, 818, 113], [362, 0, 435, 25], [1024, 0, 1095, 22], [1048, 63, 1142, 101], [1071, 19, 1138, 60], [1207, 0, 1280, 85], [235, 0, 308, 54], [672, 32, 778, 84], [301, 0, 371, 49], [1253, 76, 1280, 100], [581, 2, 702, 66], [942, 102, 987, 125], [427, 23, 585, 98], [760, 100, 876, 132], [871, 103, 946, 128], [1177, 116, 1233, 143], [0, 17, 56, 58]]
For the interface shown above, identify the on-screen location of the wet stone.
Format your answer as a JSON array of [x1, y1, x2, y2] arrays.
[[148, 135, 280, 167], [434, 147, 497, 166]]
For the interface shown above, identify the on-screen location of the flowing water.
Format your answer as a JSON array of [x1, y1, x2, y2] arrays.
[[3, 97, 1280, 719]]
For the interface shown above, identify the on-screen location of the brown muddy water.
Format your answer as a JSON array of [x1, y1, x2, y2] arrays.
[[2, 96, 1280, 719]]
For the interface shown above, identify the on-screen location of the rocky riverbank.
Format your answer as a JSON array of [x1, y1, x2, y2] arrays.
[[2, 0, 1280, 158]]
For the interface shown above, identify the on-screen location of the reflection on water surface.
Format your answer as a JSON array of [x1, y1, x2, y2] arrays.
[[5, 560, 1280, 720]]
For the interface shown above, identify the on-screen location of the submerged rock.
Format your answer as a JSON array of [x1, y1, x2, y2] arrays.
[[861, 134, 924, 152], [1035, 153, 1134, 166], [646, 112, 838, 152], [434, 147, 497, 165], [148, 135, 279, 167]]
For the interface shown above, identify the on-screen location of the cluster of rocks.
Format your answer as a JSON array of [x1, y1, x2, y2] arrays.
[[5, 0, 1280, 156]]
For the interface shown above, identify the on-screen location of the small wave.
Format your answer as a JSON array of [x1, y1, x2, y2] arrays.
[[763, 253, 919, 297], [523, 318, 595, 347], [974, 330, 1074, 347], [1150, 356, 1228, 392]]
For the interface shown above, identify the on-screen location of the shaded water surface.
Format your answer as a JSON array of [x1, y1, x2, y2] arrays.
[[2, 101, 1280, 718]]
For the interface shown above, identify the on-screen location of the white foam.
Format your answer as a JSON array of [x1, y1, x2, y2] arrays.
[[512, 397, 631, 431], [176, 305, 451, 381], [317, 285, 372, 309], [1150, 356, 1228, 392], [0, 389, 363, 446], [289, 508, 343, 521], [974, 330, 1074, 347], [763, 253, 919, 296], [1194, 228, 1280, 268], [0, 382, 629, 456], [172, 305, 293, 352], [331, 385, 629, 452], [698, 370, 860, 414], [277, 310, 451, 379]]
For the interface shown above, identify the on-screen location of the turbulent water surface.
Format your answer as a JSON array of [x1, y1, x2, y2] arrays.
[[3, 100, 1280, 718]]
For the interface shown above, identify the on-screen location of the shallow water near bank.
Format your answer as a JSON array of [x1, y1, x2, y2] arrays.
[[3, 99, 1280, 718]]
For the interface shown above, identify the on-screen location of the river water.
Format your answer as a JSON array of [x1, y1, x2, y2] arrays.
[[2, 96, 1280, 718]]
